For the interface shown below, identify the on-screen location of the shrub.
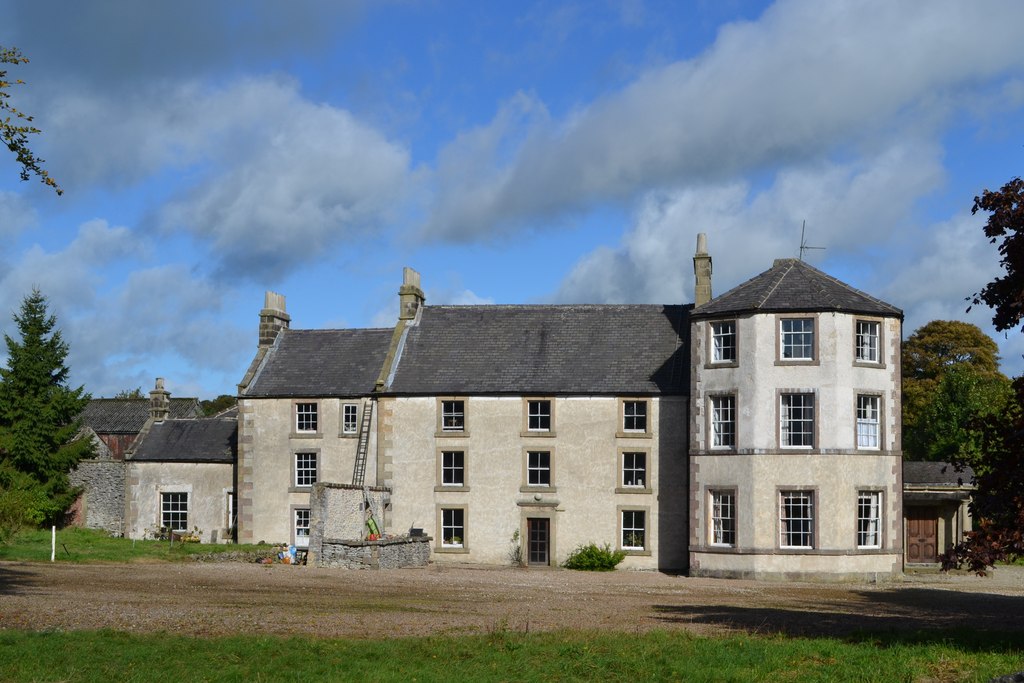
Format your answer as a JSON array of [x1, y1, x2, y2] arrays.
[[562, 543, 625, 571]]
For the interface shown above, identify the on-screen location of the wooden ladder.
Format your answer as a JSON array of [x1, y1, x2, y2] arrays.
[[351, 398, 374, 486]]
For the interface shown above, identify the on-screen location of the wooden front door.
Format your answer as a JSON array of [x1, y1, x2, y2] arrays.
[[906, 507, 938, 563], [527, 518, 550, 566]]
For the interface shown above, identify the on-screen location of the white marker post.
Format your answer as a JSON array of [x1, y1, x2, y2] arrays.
[[51, 525, 56, 562]]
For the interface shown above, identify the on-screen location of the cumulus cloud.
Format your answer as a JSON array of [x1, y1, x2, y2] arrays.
[[424, 0, 1024, 240]]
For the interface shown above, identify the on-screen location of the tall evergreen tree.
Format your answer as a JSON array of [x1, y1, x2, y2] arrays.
[[0, 289, 91, 525]]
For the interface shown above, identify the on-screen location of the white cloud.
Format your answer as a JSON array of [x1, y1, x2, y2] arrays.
[[424, 0, 1024, 240]]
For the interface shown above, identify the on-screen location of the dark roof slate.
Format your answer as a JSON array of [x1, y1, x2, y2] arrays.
[[80, 398, 203, 433], [246, 328, 393, 397], [692, 258, 902, 319], [130, 419, 237, 463], [903, 461, 975, 487], [386, 304, 690, 395]]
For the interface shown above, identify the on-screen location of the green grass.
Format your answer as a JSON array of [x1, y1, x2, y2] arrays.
[[0, 527, 274, 563], [0, 628, 1020, 682]]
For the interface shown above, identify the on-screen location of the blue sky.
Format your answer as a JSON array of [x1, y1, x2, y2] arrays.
[[1, 0, 1023, 399]]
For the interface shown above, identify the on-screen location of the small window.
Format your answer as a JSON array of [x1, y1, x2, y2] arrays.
[[710, 490, 736, 547], [623, 400, 648, 433], [295, 402, 318, 433], [711, 321, 737, 363], [622, 452, 646, 488], [780, 491, 814, 549], [855, 320, 880, 363], [441, 450, 465, 487], [711, 395, 736, 448], [527, 451, 551, 487], [527, 400, 551, 432], [780, 318, 814, 360], [621, 510, 646, 550], [856, 395, 880, 449], [441, 508, 464, 548], [857, 491, 882, 549], [161, 492, 188, 531], [226, 491, 236, 530], [780, 393, 814, 448], [441, 400, 465, 432], [294, 508, 311, 548], [295, 452, 318, 488], [342, 403, 358, 434]]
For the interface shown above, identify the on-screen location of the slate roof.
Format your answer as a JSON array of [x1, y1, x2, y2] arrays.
[[903, 461, 975, 487], [130, 418, 237, 463], [385, 304, 690, 395], [80, 398, 203, 433], [692, 258, 902, 319], [245, 328, 394, 397]]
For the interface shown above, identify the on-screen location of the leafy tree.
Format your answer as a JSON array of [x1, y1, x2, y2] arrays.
[[0, 46, 61, 194], [969, 176, 1024, 332], [0, 289, 92, 527], [113, 387, 144, 399], [201, 394, 237, 416], [901, 320, 1005, 460]]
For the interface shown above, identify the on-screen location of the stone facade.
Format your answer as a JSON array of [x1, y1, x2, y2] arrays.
[[68, 459, 126, 534], [124, 461, 234, 543]]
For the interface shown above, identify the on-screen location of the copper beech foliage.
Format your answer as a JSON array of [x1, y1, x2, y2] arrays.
[[0, 46, 62, 195]]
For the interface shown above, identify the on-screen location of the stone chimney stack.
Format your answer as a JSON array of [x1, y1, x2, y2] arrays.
[[150, 377, 170, 421], [693, 232, 713, 307], [259, 291, 291, 347], [398, 267, 426, 320]]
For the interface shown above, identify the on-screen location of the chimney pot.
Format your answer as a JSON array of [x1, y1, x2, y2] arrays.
[[259, 291, 291, 347]]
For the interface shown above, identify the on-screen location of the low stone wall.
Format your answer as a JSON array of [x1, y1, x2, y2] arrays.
[[68, 459, 125, 535], [317, 536, 432, 569]]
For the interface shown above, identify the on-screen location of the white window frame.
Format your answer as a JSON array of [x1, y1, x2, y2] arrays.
[[342, 403, 358, 435], [780, 318, 814, 361], [225, 490, 236, 531], [294, 508, 311, 548], [441, 508, 465, 548], [161, 491, 189, 531], [622, 451, 646, 488], [857, 491, 882, 549], [295, 402, 318, 433], [856, 394, 880, 450], [527, 450, 551, 487], [621, 509, 646, 551], [441, 450, 465, 487], [711, 321, 737, 363], [779, 490, 814, 549], [780, 393, 814, 448], [527, 399, 551, 432], [710, 490, 736, 547], [441, 400, 465, 432], [294, 452, 318, 488], [711, 395, 736, 449], [622, 400, 648, 433], [855, 320, 880, 364]]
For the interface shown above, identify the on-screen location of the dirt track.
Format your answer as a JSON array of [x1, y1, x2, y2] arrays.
[[2, 561, 1023, 639]]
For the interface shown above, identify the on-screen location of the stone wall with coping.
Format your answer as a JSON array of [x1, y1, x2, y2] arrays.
[[308, 482, 391, 564], [317, 536, 431, 569], [69, 459, 126, 534]]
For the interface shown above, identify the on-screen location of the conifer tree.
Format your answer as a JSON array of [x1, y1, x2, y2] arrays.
[[0, 289, 91, 525]]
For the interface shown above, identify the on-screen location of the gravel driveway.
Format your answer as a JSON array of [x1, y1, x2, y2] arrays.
[[2, 561, 1022, 639]]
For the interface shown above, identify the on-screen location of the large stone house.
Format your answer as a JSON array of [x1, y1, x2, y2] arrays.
[[230, 235, 906, 578]]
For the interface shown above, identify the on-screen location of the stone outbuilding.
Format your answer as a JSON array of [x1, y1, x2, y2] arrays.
[[903, 461, 974, 566]]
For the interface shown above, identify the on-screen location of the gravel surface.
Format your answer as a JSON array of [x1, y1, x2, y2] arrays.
[[2, 561, 1023, 639]]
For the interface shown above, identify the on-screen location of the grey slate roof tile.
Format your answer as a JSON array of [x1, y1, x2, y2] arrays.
[[246, 328, 394, 397], [80, 398, 203, 433], [903, 461, 975, 487], [692, 258, 902, 319], [130, 418, 237, 463], [387, 304, 690, 395]]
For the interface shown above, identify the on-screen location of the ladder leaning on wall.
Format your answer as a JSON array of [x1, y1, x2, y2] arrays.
[[351, 397, 374, 487]]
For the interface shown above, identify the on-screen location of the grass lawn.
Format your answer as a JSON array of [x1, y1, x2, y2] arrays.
[[0, 527, 275, 563], [0, 628, 1021, 682]]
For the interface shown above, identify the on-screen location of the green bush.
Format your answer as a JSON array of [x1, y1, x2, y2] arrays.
[[562, 543, 625, 571]]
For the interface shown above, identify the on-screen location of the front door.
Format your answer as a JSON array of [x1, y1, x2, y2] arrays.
[[906, 506, 938, 563], [527, 518, 550, 566]]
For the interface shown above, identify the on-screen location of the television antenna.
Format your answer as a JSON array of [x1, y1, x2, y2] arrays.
[[798, 220, 825, 261]]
